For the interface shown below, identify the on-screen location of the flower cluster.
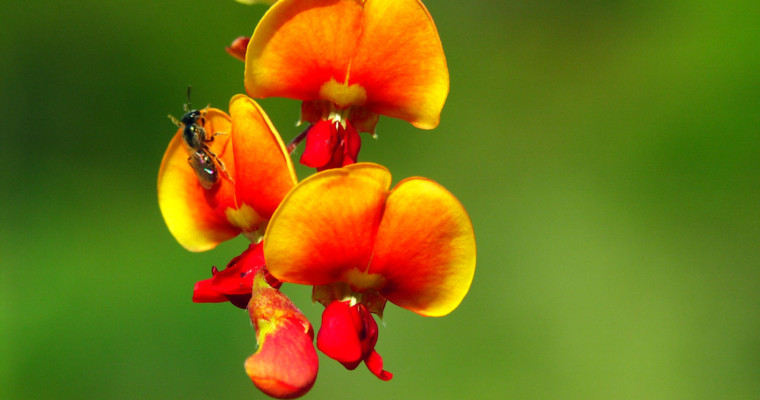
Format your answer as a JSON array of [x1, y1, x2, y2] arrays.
[[158, 0, 476, 398]]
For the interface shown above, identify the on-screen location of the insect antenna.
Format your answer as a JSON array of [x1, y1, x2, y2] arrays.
[[184, 85, 193, 112]]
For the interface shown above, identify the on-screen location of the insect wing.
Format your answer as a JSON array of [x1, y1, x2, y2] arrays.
[[188, 151, 219, 189]]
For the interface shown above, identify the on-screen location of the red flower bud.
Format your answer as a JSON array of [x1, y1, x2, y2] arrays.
[[246, 272, 319, 398]]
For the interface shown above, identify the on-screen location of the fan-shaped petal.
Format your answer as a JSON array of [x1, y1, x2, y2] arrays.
[[370, 177, 476, 317], [157, 109, 239, 252], [264, 164, 391, 286]]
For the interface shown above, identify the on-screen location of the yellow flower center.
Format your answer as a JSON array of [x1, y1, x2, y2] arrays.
[[342, 269, 386, 292], [226, 202, 266, 243], [319, 78, 367, 109]]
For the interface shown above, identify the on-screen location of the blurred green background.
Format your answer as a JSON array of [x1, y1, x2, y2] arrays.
[[2, 0, 759, 399]]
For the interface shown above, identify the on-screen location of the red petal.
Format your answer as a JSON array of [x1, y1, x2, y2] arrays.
[[245, 318, 318, 399], [225, 36, 250, 62], [192, 243, 275, 308], [364, 349, 392, 381], [300, 120, 337, 169], [341, 120, 361, 166], [191, 276, 228, 303], [246, 273, 318, 399], [355, 303, 378, 352], [316, 300, 363, 368]]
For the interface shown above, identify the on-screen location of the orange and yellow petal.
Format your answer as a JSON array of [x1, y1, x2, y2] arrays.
[[245, 0, 448, 129], [158, 109, 240, 252], [229, 95, 297, 235], [245, 0, 362, 102], [348, 0, 448, 129], [264, 164, 391, 287], [369, 177, 476, 317]]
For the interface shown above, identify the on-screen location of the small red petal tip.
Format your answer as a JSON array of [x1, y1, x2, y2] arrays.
[[226, 36, 250, 62]]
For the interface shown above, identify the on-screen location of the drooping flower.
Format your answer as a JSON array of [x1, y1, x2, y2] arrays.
[[263, 163, 476, 379], [191, 242, 318, 398], [158, 94, 296, 251], [244, 0, 449, 168], [245, 269, 319, 399]]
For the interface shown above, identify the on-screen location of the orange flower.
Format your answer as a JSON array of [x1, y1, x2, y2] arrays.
[[263, 163, 475, 378], [244, 0, 449, 134], [158, 94, 296, 252]]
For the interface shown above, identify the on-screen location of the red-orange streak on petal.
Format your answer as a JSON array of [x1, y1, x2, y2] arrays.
[[157, 109, 240, 252], [245, 0, 362, 101], [264, 163, 391, 286], [370, 177, 476, 317], [229, 95, 296, 218], [349, 0, 449, 129]]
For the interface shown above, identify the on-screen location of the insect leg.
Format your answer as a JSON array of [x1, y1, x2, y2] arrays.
[[168, 114, 181, 127], [206, 148, 233, 183]]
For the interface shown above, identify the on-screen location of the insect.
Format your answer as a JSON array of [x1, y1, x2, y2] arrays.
[[168, 87, 229, 189]]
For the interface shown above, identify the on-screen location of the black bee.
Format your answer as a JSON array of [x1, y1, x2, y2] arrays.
[[168, 87, 228, 189]]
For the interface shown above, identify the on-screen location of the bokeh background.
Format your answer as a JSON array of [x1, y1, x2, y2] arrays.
[[2, 0, 759, 399]]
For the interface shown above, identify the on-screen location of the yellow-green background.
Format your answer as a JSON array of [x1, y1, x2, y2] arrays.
[[2, 0, 759, 399]]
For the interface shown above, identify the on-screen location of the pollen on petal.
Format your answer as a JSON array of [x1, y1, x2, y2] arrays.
[[318, 79, 367, 109], [192, 243, 275, 308]]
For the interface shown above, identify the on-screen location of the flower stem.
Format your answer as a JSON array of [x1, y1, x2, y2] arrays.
[[287, 125, 311, 154]]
